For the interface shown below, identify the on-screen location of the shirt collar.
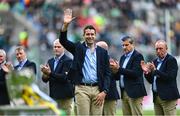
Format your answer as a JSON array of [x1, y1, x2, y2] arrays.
[[157, 53, 167, 63], [20, 59, 27, 65], [54, 52, 64, 61], [125, 49, 134, 58], [85, 42, 97, 49]]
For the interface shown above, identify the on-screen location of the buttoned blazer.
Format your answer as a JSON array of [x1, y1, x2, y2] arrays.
[[42, 54, 74, 99], [145, 54, 180, 100], [60, 31, 111, 92]]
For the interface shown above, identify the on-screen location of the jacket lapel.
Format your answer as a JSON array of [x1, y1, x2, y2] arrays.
[[96, 47, 101, 73], [23, 60, 29, 68], [120, 50, 136, 68], [49, 59, 54, 71], [120, 55, 126, 67], [125, 50, 135, 68]]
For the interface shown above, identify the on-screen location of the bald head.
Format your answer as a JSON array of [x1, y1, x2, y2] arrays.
[[155, 40, 167, 49], [96, 41, 108, 50]]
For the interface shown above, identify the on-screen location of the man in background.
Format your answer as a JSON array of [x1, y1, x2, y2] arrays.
[[141, 39, 180, 115], [96, 41, 120, 116], [14, 46, 36, 75], [110, 36, 147, 115], [41, 39, 74, 115], [0, 49, 12, 105]]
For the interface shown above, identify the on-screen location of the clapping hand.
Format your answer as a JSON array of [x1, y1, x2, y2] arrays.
[[40, 64, 51, 76], [140, 61, 155, 74], [109, 58, 119, 74], [1, 62, 13, 73]]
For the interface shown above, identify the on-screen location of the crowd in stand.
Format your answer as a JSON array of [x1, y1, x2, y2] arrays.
[[0, 0, 180, 61]]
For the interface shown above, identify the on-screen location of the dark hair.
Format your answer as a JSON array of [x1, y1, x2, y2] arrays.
[[83, 25, 96, 35], [121, 35, 134, 44]]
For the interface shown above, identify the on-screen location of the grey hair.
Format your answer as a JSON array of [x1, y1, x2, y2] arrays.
[[121, 35, 134, 44], [0, 49, 6, 57]]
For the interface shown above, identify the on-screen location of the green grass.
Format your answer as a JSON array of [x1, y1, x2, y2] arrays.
[[116, 109, 180, 116]]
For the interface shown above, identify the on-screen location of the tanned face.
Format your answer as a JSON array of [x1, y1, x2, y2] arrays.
[[122, 39, 134, 54], [0, 52, 5, 64], [16, 49, 26, 62], [83, 28, 96, 46], [155, 40, 167, 59], [53, 40, 64, 57]]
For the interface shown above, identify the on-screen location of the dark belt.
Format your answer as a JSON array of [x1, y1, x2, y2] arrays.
[[80, 83, 98, 86]]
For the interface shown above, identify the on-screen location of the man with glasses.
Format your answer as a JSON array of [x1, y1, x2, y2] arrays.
[[110, 35, 147, 115]]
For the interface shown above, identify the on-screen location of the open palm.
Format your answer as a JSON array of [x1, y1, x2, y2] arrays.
[[64, 9, 75, 24]]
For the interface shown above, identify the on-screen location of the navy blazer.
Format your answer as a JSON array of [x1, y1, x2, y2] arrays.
[[60, 31, 111, 92], [105, 75, 120, 100], [115, 50, 147, 98], [0, 68, 10, 105], [42, 54, 74, 99], [145, 54, 180, 100], [14, 60, 36, 75]]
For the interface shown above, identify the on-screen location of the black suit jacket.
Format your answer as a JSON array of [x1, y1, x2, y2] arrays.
[[42, 54, 74, 99], [0, 68, 10, 105], [14, 60, 36, 75], [115, 50, 147, 98], [60, 31, 111, 92], [145, 54, 180, 101]]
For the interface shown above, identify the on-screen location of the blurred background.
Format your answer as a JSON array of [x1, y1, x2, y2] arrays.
[[0, 0, 180, 110]]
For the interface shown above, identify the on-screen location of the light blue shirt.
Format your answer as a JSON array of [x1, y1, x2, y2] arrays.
[[54, 53, 64, 71], [82, 47, 97, 84], [120, 50, 134, 88], [17, 59, 27, 71], [153, 56, 165, 92]]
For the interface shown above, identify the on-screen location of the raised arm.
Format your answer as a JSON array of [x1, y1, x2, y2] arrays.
[[60, 9, 76, 54]]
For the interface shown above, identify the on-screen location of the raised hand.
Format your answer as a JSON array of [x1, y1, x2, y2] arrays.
[[63, 9, 75, 24]]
